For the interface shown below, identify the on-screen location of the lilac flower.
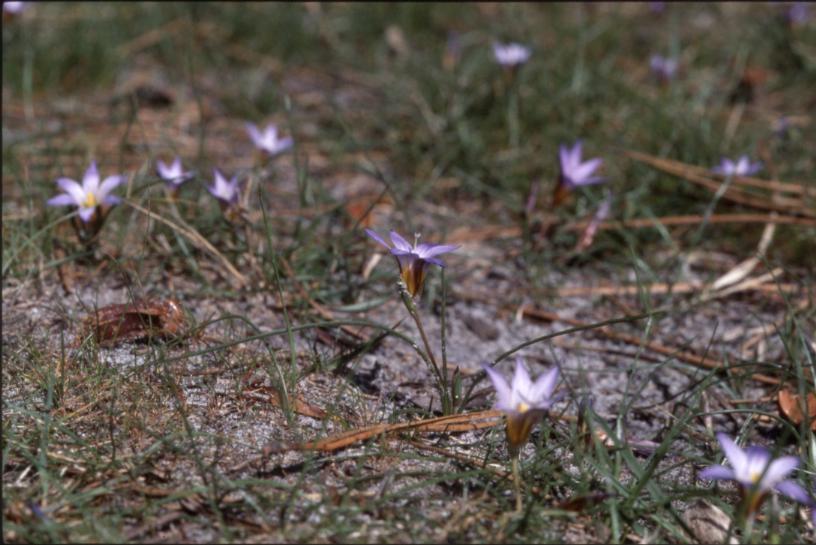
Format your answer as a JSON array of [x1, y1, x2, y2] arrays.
[[785, 2, 810, 26], [559, 141, 605, 189], [47, 162, 124, 223], [207, 169, 240, 206], [483, 357, 559, 455], [649, 2, 666, 13], [711, 156, 763, 177], [156, 157, 193, 189], [3, 2, 26, 14], [553, 141, 605, 205], [365, 229, 459, 297], [700, 433, 810, 513], [493, 42, 532, 68], [246, 123, 293, 157], [649, 54, 678, 82]]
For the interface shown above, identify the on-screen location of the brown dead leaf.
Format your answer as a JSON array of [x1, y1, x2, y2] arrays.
[[778, 389, 816, 431], [78, 299, 187, 348]]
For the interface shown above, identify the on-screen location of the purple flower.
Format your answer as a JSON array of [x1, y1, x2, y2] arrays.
[[786, 2, 810, 25], [156, 157, 193, 189], [365, 229, 458, 297], [3, 2, 26, 14], [246, 123, 293, 157], [558, 140, 605, 190], [207, 169, 240, 206], [493, 42, 531, 67], [649, 2, 666, 14], [47, 162, 124, 223], [483, 357, 559, 454], [711, 156, 762, 177], [700, 433, 810, 512], [649, 54, 678, 82]]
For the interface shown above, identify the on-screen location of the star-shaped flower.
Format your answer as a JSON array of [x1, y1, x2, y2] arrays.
[[365, 229, 459, 297], [700, 433, 810, 513], [552, 141, 605, 206], [156, 157, 193, 189], [483, 357, 559, 455], [649, 54, 678, 82], [47, 162, 124, 223], [3, 2, 26, 14], [558, 141, 605, 189], [711, 156, 762, 177], [246, 123, 293, 157], [493, 42, 532, 67], [207, 169, 240, 206]]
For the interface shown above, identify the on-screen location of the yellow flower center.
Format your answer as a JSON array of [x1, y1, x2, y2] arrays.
[[516, 402, 530, 413], [83, 192, 97, 208], [749, 471, 761, 483]]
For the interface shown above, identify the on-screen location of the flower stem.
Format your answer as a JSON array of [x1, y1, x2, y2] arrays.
[[398, 281, 450, 414], [512, 455, 523, 513]]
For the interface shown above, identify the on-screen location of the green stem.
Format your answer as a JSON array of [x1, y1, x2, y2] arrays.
[[440, 269, 454, 412], [398, 281, 450, 413], [512, 455, 523, 512]]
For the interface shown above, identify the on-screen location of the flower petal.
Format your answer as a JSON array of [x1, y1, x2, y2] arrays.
[[530, 366, 559, 404], [418, 243, 459, 258], [747, 161, 763, 175], [78, 206, 96, 223], [569, 141, 584, 168], [558, 144, 571, 170], [482, 363, 513, 412], [717, 433, 746, 472], [275, 136, 293, 152], [511, 357, 532, 402], [246, 123, 262, 147], [365, 229, 392, 250], [47, 194, 77, 207], [572, 157, 603, 183], [736, 156, 750, 175], [761, 455, 799, 488], [699, 465, 736, 481], [103, 195, 122, 206], [774, 480, 811, 504], [83, 162, 100, 194], [98, 175, 124, 200], [157, 159, 171, 179], [56, 178, 85, 204], [389, 230, 412, 252]]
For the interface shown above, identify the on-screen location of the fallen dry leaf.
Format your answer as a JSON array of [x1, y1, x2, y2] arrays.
[[79, 299, 186, 347], [778, 389, 816, 431]]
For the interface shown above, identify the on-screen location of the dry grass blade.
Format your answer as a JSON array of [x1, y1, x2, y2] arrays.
[[710, 222, 775, 291], [300, 409, 504, 452], [244, 390, 327, 419], [569, 213, 816, 231], [521, 307, 780, 385], [553, 280, 800, 298], [126, 200, 248, 287]]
